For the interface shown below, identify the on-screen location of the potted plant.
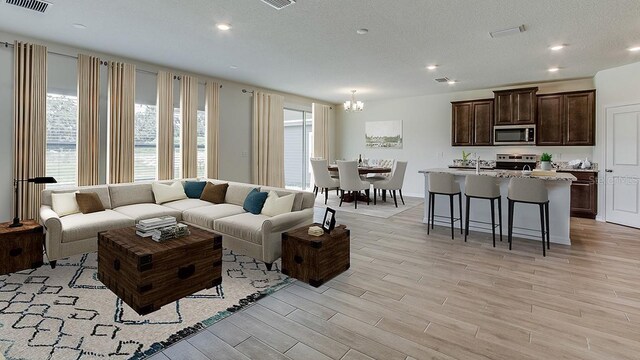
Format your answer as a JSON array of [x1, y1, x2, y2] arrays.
[[461, 151, 471, 167], [540, 153, 553, 170]]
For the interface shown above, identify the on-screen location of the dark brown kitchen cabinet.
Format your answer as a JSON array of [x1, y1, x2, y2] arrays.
[[493, 87, 538, 125], [559, 170, 598, 219], [537, 90, 595, 146], [451, 99, 493, 146]]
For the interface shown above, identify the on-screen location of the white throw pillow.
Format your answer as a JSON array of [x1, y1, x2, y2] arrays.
[[51, 192, 80, 217], [261, 191, 295, 217], [152, 181, 188, 204]]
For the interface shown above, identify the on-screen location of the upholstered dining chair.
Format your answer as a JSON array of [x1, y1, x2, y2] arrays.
[[337, 160, 370, 209], [367, 159, 394, 200], [310, 159, 340, 204], [372, 161, 408, 207]]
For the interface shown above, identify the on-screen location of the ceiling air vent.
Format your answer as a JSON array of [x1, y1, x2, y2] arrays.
[[6, 0, 51, 13], [434, 77, 450, 83], [260, 0, 296, 10]]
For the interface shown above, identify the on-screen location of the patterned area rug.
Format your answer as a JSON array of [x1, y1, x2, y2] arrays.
[[315, 193, 423, 219], [0, 250, 289, 360]]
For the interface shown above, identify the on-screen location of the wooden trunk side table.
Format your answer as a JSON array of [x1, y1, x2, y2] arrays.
[[282, 224, 350, 287], [0, 220, 44, 275]]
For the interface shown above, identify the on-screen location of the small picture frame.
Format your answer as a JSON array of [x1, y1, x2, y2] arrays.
[[322, 207, 336, 233]]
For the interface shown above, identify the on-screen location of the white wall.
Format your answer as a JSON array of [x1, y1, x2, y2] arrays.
[[594, 61, 640, 220], [0, 30, 335, 221], [336, 78, 596, 197]]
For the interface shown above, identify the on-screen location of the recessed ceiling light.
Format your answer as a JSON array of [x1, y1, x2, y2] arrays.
[[72, 23, 87, 29], [230, 65, 238, 69], [628, 46, 640, 52], [426, 65, 438, 70], [548, 67, 560, 72], [447, 80, 457, 85], [356, 28, 369, 35], [217, 23, 231, 31], [550, 45, 565, 51]]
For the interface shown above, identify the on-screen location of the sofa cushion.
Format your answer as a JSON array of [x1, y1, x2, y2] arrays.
[[225, 182, 257, 206], [113, 203, 182, 222], [42, 185, 113, 209], [184, 181, 207, 199], [152, 181, 188, 204], [109, 183, 154, 207], [182, 204, 246, 229], [214, 213, 270, 245], [260, 186, 304, 211], [243, 189, 269, 215], [201, 182, 228, 204], [52, 192, 80, 217], [163, 198, 211, 212], [261, 191, 295, 217], [60, 210, 135, 243], [75, 192, 105, 214]]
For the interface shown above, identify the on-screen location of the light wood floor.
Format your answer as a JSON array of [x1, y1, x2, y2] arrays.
[[152, 200, 640, 360]]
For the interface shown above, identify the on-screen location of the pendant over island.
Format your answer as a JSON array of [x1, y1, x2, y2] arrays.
[[419, 168, 577, 245]]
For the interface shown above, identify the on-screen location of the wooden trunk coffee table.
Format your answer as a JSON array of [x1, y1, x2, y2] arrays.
[[97, 226, 222, 315]]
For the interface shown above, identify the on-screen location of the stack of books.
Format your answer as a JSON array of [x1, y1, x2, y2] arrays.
[[151, 223, 190, 242], [136, 216, 177, 237]]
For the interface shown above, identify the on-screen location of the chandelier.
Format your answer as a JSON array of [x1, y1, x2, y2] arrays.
[[344, 90, 364, 112]]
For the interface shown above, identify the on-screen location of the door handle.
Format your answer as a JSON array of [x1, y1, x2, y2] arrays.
[[605, 169, 613, 173]]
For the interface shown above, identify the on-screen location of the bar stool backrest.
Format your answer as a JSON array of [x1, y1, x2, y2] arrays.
[[465, 175, 500, 198], [428, 173, 460, 194], [508, 177, 548, 203]]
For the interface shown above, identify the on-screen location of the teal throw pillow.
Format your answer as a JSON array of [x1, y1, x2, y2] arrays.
[[184, 181, 207, 199], [243, 188, 269, 214]]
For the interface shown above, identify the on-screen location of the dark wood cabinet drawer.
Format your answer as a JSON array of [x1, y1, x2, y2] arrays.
[[558, 171, 598, 219]]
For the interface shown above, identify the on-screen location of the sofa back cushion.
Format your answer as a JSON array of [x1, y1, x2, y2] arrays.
[[109, 183, 154, 208], [41, 185, 112, 209], [225, 182, 258, 206]]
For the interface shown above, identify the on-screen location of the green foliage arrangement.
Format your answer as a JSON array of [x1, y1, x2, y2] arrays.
[[540, 153, 553, 162], [462, 151, 471, 161]]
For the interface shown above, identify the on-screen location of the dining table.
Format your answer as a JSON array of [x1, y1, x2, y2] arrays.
[[327, 165, 392, 203]]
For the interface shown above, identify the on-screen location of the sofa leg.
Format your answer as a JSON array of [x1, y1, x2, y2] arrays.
[[265, 262, 273, 271], [49, 261, 57, 269]]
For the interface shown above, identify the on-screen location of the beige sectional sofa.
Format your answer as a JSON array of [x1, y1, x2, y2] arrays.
[[39, 180, 314, 270]]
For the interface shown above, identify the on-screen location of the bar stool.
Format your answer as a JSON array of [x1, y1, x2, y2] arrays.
[[464, 175, 502, 247], [507, 177, 550, 256], [427, 173, 463, 239]]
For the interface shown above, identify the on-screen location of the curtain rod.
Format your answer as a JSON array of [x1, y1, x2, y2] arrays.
[[2, 40, 222, 88]]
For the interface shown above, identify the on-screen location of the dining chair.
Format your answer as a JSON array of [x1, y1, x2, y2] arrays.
[[336, 160, 370, 209], [310, 159, 340, 204], [367, 159, 394, 200], [372, 161, 408, 207]]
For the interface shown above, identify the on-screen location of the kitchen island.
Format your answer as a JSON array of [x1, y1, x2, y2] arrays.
[[419, 168, 576, 245]]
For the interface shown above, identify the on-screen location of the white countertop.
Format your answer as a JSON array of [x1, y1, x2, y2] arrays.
[[419, 168, 576, 181]]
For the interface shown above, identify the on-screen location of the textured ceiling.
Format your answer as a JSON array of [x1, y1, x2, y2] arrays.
[[1, 0, 639, 103]]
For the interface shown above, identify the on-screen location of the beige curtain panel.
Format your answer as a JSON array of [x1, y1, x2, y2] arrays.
[[205, 81, 220, 179], [312, 103, 331, 160], [156, 71, 174, 180], [77, 54, 101, 186], [180, 75, 198, 178], [107, 61, 136, 184], [13, 41, 47, 221], [252, 91, 285, 187]]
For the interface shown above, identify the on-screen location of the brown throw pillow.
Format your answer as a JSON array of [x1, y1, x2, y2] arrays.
[[200, 182, 229, 204], [75, 192, 105, 214]]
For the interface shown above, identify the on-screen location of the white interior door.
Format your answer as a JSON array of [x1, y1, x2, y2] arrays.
[[605, 104, 640, 228]]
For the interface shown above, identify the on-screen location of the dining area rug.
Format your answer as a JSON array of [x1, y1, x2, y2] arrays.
[[0, 250, 289, 360], [315, 192, 423, 218]]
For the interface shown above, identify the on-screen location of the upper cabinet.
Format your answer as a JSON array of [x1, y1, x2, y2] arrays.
[[452, 99, 493, 146], [493, 87, 538, 125], [537, 90, 595, 146]]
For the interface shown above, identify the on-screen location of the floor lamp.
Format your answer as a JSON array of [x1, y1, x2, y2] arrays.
[[11, 176, 57, 228]]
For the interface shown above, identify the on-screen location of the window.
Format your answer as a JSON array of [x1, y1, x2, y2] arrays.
[[197, 110, 206, 178], [173, 108, 181, 178], [134, 104, 158, 182], [46, 93, 78, 187], [284, 109, 313, 190]]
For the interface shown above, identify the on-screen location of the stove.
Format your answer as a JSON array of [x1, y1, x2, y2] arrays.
[[494, 154, 538, 171]]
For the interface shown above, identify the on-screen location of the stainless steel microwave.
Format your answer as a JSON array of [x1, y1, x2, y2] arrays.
[[493, 125, 536, 145]]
